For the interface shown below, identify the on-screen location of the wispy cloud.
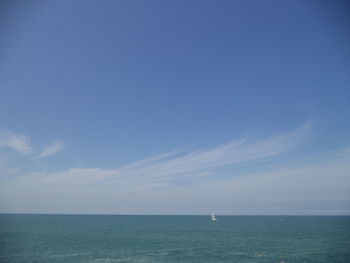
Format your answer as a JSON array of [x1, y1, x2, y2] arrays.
[[0, 130, 32, 155], [157, 147, 350, 215], [115, 123, 309, 180], [37, 140, 65, 158], [0, 129, 66, 160], [5, 124, 310, 191], [5, 123, 347, 215]]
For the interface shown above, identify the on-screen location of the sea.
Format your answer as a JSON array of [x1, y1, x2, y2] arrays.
[[0, 214, 349, 263]]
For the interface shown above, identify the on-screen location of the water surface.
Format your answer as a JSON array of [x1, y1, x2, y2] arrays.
[[0, 214, 349, 262]]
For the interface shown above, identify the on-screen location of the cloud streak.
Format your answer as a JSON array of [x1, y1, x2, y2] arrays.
[[115, 123, 309, 180], [4, 124, 309, 191], [0, 129, 65, 159], [37, 140, 65, 158]]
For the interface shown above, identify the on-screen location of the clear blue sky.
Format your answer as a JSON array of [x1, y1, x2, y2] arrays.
[[0, 0, 349, 215]]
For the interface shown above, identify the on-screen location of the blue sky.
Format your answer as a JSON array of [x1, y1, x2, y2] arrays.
[[0, 0, 349, 215]]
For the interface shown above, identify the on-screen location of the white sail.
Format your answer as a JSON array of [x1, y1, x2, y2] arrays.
[[211, 212, 217, 221]]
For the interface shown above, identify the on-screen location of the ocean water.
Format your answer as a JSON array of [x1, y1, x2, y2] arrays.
[[0, 215, 349, 263]]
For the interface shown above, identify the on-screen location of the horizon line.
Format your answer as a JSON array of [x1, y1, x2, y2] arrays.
[[1, 212, 349, 216]]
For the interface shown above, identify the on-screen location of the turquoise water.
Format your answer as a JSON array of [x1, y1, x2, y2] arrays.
[[0, 215, 349, 263]]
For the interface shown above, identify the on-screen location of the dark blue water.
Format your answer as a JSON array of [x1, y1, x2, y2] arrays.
[[0, 214, 349, 263]]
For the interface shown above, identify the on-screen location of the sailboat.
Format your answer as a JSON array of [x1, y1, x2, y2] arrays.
[[211, 212, 218, 221]]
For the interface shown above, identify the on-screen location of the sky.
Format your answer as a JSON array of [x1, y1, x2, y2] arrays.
[[0, 0, 349, 215]]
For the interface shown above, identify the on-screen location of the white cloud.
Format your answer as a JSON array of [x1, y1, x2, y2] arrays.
[[0, 124, 315, 214], [2, 148, 349, 214], [19, 124, 308, 190], [37, 140, 65, 158], [115, 123, 309, 180], [4, 123, 348, 215], [0, 130, 32, 154]]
